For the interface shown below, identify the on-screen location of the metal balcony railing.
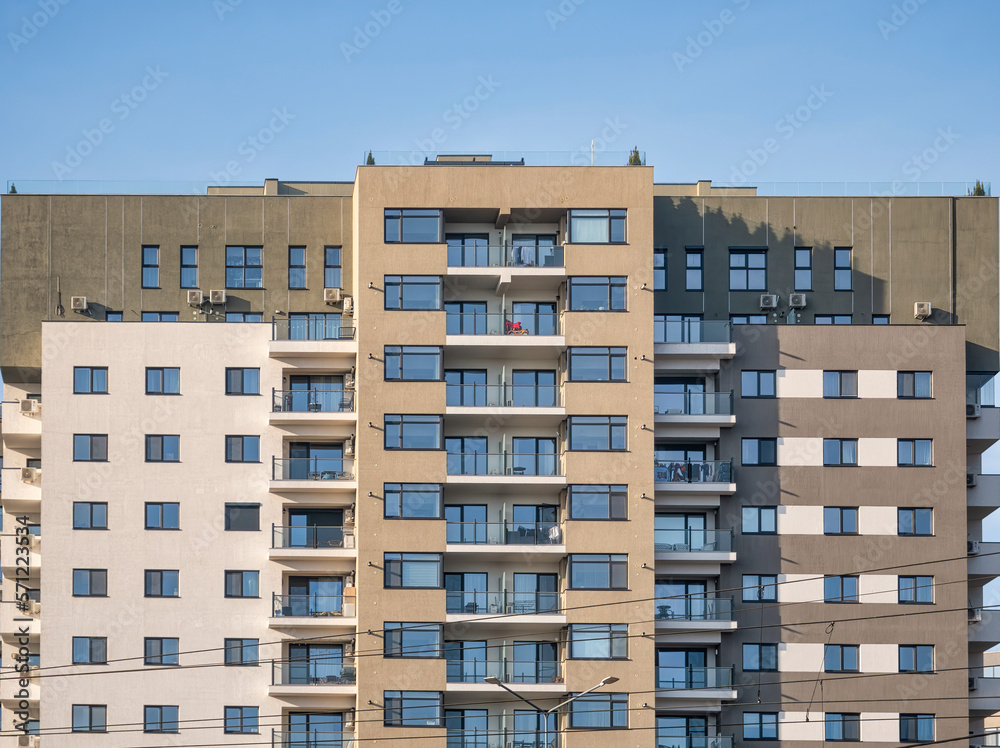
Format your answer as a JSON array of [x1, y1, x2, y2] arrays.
[[271, 731, 355, 748], [446, 730, 557, 748], [271, 659, 356, 686], [656, 666, 733, 690], [271, 458, 354, 481], [272, 319, 356, 341], [654, 528, 733, 553], [445, 590, 560, 615], [272, 389, 355, 413], [655, 595, 733, 622], [272, 594, 344, 617], [446, 521, 562, 546], [272, 525, 345, 549], [654, 319, 732, 344], [446, 312, 560, 336], [447, 244, 565, 268], [656, 735, 733, 748], [654, 391, 734, 416], [446, 659, 561, 684], [446, 383, 560, 408], [447, 453, 562, 477], [654, 459, 732, 483]]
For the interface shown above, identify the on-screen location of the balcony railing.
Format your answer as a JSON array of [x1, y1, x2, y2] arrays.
[[655, 595, 733, 622], [656, 666, 733, 690], [654, 319, 732, 344], [446, 659, 561, 684], [272, 594, 344, 617], [446, 731, 557, 748], [447, 521, 562, 546], [657, 735, 733, 748], [654, 528, 733, 553], [271, 659, 356, 686], [272, 731, 355, 748], [272, 319, 356, 341], [447, 452, 562, 477], [447, 312, 560, 336], [654, 459, 732, 483], [272, 525, 345, 549], [447, 244, 565, 268], [272, 389, 355, 413], [446, 384, 560, 408], [654, 392, 734, 416], [272, 458, 354, 481], [446, 590, 560, 615]]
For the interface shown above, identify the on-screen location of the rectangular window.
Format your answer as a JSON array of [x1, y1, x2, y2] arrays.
[[742, 438, 777, 466], [384, 275, 443, 310], [824, 575, 859, 603], [226, 246, 263, 289], [384, 209, 444, 243], [569, 624, 628, 659], [568, 554, 627, 589], [653, 249, 666, 290], [741, 370, 776, 398], [568, 485, 627, 520], [823, 438, 858, 466], [815, 314, 852, 325], [384, 484, 443, 519], [180, 246, 198, 288], [824, 507, 859, 535], [743, 643, 778, 671], [899, 645, 934, 672], [106, 311, 123, 321], [225, 706, 260, 734], [72, 705, 107, 732], [899, 576, 933, 604], [74, 366, 108, 394], [325, 246, 342, 288], [226, 312, 263, 323], [383, 691, 444, 726], [743, 507, 777, 534], [73, 569, 107, 596], [384, 623, 443, 658], [873, 315, 890, 324], [146, 367, 180, 394], [794, 247, 812, 290], [685, 249, 703, 291], [145, 435, 180, 462], [141, 311, 179, 322], [145, 502, 180, 530], [568, 209, 626, 243], [900, 714, 934, 742], [731, 314, 768, 325], [224, 638, 259, 666], [743, 574, 778, 602], [144, 705, 179, 733], [744, 712, 778, 741], [73, 502, 108, 530], [898, 371, 932, 398], [225, 571, 260, 598], [729, 249, 767, 291], [288, 246, 306, 289], [898, 508, 933, 536], [73, 434, 108, 461], [225, 435, 260, 463], [568, 276, 627, 311], [834, 247, 852, 290], [898, 439, 932, 466], [144, 570, 179, 598], [568, 416, 627, 451], [826, 713, 860, 742], [144, 637, 179, 665], [142, 245, 159, 288], [385, 346, 443, 381], [825, 644, 859, 672], [225, 367, 260, 395], [225, 504, 261, 531], [567, 693, 628, 728], [384, 553, 442, 588], [384, 415, 443, 450], [823, 371, 858, 398], [567, 347, 627, 382], [72, 637, 107, 665]]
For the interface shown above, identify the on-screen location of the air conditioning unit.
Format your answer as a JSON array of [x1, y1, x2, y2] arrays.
[[969, 607, 983, 623], [759, 294, 779, 310], [968, 473, 978, 487], [210, 289, 227, 304], [187, 290, 203, 305], [17, 735, 40, 748], [344, 372, 354, 390], [344, 437, 354, 457], [28, 533, 40, 549], [28, 600, 40, 616], [21, 467, 39, 483], [70, 295, 87, 311], [344, 507, 354, 524], [324, 287, 342, 304], [343, 296, 354, 316], [969, 540, 982, 555], [20, 398, 39, 414], [914, 301, 932, 320], [968, 403, 982, 418], [970, 676, 979, 691], [789, 293, 807, 309]]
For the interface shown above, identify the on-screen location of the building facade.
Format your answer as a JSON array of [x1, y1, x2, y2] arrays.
[[0, 160, 997, 747]]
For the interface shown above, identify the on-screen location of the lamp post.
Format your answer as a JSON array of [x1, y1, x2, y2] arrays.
[[483, 675, 619, 747]]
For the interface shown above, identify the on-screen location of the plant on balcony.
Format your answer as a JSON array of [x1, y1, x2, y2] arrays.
[[627, 147, 642, 166], [366, 150, 375, 165], [968, 180, 988, 196]]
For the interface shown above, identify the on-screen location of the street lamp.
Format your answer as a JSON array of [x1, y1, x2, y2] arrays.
[[483, 675, 620, 747]]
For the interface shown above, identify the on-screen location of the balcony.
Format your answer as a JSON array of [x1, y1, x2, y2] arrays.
[[270, 319, 357, 360], [656, 667, 736, 699], [445, 384, 564, 426], [968, 474, 1000, 520], [446, 453, 565, 488], [0, 467, 41, 512], [968, 609, 1000, 651], [446, 730, 557, 748], [270, 390, 356, 426], [270, 458, 356, 493], [446, 590, 561, 618], [655, 460, 735, 496], [968, 406, 1000, 453], [970, 675, 1000, 718], [655, 595, 736, 632], [0, 533, 40, 575], [448, 244, 565, 269], [269, 525, 355, 563], [654, 392, 736, 439], [270, 593, 356, 632], [446, 521, 563, 554], [1, 400, 41, 449], [271, 659, 356, 686], [272, 732, 355, 748], [446, 660, 563, 686], [446, 313, 564, 356], [653, 321, 736, 371], [969, 542, 1000, 582], [656, 736, 733, 748]]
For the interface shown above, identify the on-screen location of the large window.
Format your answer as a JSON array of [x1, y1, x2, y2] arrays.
[[567, 693, 628, 728], [742, 507, 777, 534], [224, 706, 260, 734], [384, 623, 443, 658], [144, 569, 179, 598], [794, 247, 812, 290], [385, 275, 442, 310], [145, 637, 179, 665], [568, 209, 626, 243], [731, 314, 767, 325], [325, 246, 342, 287], [73, 637, 107, 664], [568, 416, 627, 451], [568, 276, 626, 311], [288, 246, 306, 289], [834, 247, 852, 290], [72, 705, 107, 733], [825, 644, 859, 672], [898, 507, 933, 536], [742, 438, 777, 466], [826, 713, 860, 742], [146, 502, 180, 530], [899, 714, 934, 742], [824, 507, 858, 535], [653, 249, 666, 290], [74, 366, 108, 394], [144, 705, 179, 733], [899, 644, 934, 672], [568, 624, 627, 659], [141, 311, 179, 321], [741, 370, 775, 398], [224, 639, 259, 666], [568, 485, 627, 520], [180, 246, 198, 288], [73, 569, 107, 597], [224, 571, 259, 598], [384, 209, 443, 243], [898, 575, 933, 604], [74, 434, 108, 461], [729, 249, 767, 290], [743, 643, 778, 671], [225, 435, 260, 463], [384, 484, 443, 519], [383, 691, 444, 726], [898, 371, 932, 399], [384, 415, 443, 450], [815, 314, 852, 325], [74, 502, 108, 530], [568, 554, 627, 589], [226, 246, 263, 289], [898, 439, 932, 466], [686, 249, 703, 290], [145, 435, 180, 462], [142, 245, 159, 288], [384, 553, 442, 588], [743, 574, 777, 602], [743, 713, 778, 741], [823, 438, 857, 466], [823, 371, 858, 398], [146, 367, 180, 394], [385, 346, 443, 381], [224, 504, 260, 531], [824, 575, 859, 603], [226, 312, 263, 323], [567, 347, 627, 382], [225, 368, 260, 395]]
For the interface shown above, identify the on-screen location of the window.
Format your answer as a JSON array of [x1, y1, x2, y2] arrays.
[[826, 713, 860, 741], [742, 438, 777, 466], [142, 245, 159, 288], [384, 623, 443, 658], [384, 275, 442, 310], [731, 314, 767, 325], [825, 644, 859, 672], [325, 246, 342, 288], [224, 638, 259, 666], [898, 439, 932, 466], [824, 507, 858, 534], [225, 435, 260, 463], [72, 705, 107, 732], [384, 208, 443, 243], [655, 313, 703, 342], [73, 502, 108, 530], [141, 311, 179, 321], [144, 705, 179, 733], [74, 366, 108, 394], [384, 553, 442, 588], [898, 508, 933, 536], [383, 691, 444, 726], [145, 502, 180, 530], [743, 712, 778, 740], [225, 504, 260, 531], [743, 643, 778, 671], [145, 435, 180, 462], [898, 371, 932, 398], [823, 438, 857, 466], [872, 314, 890, 325], [180, 246, 198, 288], [742, 507, 776, 534], [568, 347, 627, 382], [568, 209, 626, 243], [653, 249, 666, 290], [225, 571, 260, 598], [225, 706, 260, 734], [834, 247, 852, 290], [823, 371, 858, 398], [226, 367, 260, 395], [226, 246, 263, 288], [106, 311, 123, 321], [146, 367, 180, 394], [568, 276, 627, 311], [569, 554, 627, 589], [385, 346, 443, 381], [144, 637, 179, 665], [567, 692, 628, 728], [794, 247, 812, 290], [145, 570, 179, 598], [568, 485, 627, 520], [288, 246, 306, 289], [226, 311, 263, 323], [899, 576, 933, 604], [899, 645, 934, 672], [743, 574, 777, 602], [741, 370, 776, 398], [686, 249, 703, 290], [73, 434, 108, 461], [72, 637, 107, 664], [815, 314, 852, 324], [729, 249, 767, 290], [569, 624, 627, 659], [73, 569, 107, 596], [384, 484, 443, 519], [568, 416, 627, 451], [900, 714, 934, 742], [824, 575, 859, 603], [384, 415, 443, 450]]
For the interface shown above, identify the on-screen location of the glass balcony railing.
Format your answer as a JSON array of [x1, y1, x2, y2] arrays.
[[272, 525, 345, 549], [657, 735, 733, 748], [447, 312, 560, 336], [654, 528, 733, 553], [272, 659, 356, 686], [446, 590, 560, 615], [656, 666, 733, 690], [446, 659, 561, 684], [272, 458, 354, 481], [447, 731, 555, 748], [655, 595, 733, 622], [272, 389, 355, 413], [654, 392, 733, 416], [272, 319, 356, 341], [272, 594, 344, 617], [446, 521, 562, 546], [272, 731, 355, 748], [447, 453, 562, 477], [654, 319, 732, 344], [654, 460, 732, 483], [447, 244, 565, 268], [446, 384, 560, 408]]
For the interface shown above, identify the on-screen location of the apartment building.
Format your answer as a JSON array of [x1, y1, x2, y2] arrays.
[[0, 158, 996, 748]]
